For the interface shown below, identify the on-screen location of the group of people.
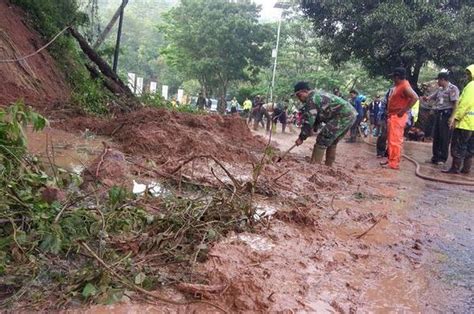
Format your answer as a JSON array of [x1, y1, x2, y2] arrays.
[[291, 64, 474, 175]]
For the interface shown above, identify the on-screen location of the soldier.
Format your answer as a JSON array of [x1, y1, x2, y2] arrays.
[[293, 82, 357, 166]]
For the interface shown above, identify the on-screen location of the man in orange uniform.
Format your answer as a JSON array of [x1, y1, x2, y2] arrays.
[[382, 68, 419, 169]]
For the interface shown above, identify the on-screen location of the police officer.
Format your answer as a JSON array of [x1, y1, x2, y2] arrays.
[[422, 72, 460, 165]]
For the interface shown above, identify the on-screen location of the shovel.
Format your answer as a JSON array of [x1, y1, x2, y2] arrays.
[[275, 144, 297, 163]]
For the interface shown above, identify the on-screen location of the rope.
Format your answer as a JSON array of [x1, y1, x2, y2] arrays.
[[358, 128, 474, 186], [0, 26, 70, 64]]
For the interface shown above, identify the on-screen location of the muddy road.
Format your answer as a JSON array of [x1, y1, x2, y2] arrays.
[[26, 125, 473, 312]]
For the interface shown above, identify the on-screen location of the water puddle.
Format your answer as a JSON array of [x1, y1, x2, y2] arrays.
[[225, 233, 275, 252], [26, 127, 106, 174]]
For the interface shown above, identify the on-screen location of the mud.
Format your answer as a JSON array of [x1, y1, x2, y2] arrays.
[[0, 0, 70, 107], [26, 127, 105, 174], [55, 108, 268, 170], [25, 118, 472, 312]]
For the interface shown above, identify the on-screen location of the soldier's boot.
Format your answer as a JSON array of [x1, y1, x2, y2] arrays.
[[442, 157, 462, 174], [282, 123, 286, 134], [461, 156, 472, 174], [325, 145, 337, 167], [311, 145, 326, 165]]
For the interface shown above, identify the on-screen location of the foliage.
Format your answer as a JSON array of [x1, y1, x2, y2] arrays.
[[70, 72, 110, 115], [0, 103, 257, 308], [0, 102, 48, 173], [160, 0, 273, 108], [140, 94, 201, 114], [11, 0, 87, 58], [12, 0, 114, 115], [96, 0, 183, 94], [237, 17, 391, 102], [301, 0, 474, 87]]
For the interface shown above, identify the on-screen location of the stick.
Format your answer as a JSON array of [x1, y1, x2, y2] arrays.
[[355, 215, 387, 239], [276, 144, 297, 163], [80, 242, 229, 313], [272, 169, 290, 182], [95, 142, 109, 178]]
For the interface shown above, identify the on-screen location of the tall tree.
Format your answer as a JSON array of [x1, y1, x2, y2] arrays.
[[301, 0, 474, 89], [161, 0, 272, 112]]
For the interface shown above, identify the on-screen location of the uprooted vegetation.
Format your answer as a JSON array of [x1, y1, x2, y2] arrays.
[[0, 104, 280, 310]]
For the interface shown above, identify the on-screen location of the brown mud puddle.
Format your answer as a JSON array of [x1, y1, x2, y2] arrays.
[[26, 127, 106, 174]]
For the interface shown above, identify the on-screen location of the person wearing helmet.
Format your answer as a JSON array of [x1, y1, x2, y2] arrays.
[[293, 82, 357, 166], [443, 65, 474, 174]]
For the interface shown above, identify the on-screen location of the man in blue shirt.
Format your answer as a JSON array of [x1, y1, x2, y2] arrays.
[[348, 89, 366, 142]]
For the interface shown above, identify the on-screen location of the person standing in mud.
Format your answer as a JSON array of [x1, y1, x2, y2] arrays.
[[272, 102, 288, 133], [381, 67, 419, 170], [443, 64, 474, 174], [421, 72, 460, 165], [347, 90, 366, 143], [376, 89, 391, 158], [293, 82, 357, 166], [253, 100, 271, 132], [196, 92, 206, 110]]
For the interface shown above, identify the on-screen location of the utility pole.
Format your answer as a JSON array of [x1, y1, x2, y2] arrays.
[[112, 0, 126, 73], [270, 18, 282, 103], [270, 1, 291, 103]]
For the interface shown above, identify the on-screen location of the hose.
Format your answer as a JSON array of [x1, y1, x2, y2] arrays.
[[359, 129, 474, 186]]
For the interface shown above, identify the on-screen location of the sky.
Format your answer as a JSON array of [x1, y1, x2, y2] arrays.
[[254, 0, 282, 22]]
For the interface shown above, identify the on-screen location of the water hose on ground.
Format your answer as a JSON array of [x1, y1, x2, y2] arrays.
[[359, 130, 474, 186]]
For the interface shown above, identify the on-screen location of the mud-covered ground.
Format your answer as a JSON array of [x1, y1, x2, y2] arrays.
[[27, 115, 473, 313]]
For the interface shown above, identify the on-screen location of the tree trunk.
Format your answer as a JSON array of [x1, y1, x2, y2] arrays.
[[85, 64, 125, 95], [69, 27, 135, 99], [217, 83, 227, 114], [409, 61, 423, 95]]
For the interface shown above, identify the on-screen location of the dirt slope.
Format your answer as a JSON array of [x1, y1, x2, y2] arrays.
[[0, 0, 70, 107]]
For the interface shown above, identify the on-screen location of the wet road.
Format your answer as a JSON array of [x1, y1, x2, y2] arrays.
[[413, 183, 474, 312]]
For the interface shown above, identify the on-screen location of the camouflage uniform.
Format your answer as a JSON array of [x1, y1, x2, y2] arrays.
[[299, 91, 357, 148]]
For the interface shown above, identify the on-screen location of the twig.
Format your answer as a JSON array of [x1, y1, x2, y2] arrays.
[[329, 195, 343, 220], [79, 241, 229, 313], [95, 142, 109, 178], [272, 169, 290, 182], [355, 215, 387, 239]]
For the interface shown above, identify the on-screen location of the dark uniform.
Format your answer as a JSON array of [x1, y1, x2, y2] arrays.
[[299, 91, 357, 149], [426, 82, 460, 163]]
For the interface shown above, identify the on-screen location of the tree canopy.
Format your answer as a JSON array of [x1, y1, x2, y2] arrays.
[[301, 0, 474, 88], [160, 0, 273, 110]]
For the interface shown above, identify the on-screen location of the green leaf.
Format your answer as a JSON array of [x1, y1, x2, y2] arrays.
[[82, 283, 97, 298], [134, 272, 147, 285]]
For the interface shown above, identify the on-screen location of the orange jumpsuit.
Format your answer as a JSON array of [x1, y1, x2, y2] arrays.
[[387, 80, 412, 169]]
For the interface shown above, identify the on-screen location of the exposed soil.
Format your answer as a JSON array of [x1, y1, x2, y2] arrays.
[[55, 108, 268, 171], [0, 0, 70, 107], [27, 119, 472, 312]]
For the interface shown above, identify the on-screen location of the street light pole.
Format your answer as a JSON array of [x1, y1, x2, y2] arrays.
[[112, 0, 126, 73], [270, 16, 282, 103], [270, 1, 290, 103]]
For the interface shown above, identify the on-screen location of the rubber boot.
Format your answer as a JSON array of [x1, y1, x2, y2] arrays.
[[442, 157, 462, 174], [325, 145, 337, 167], [461, 156, 472, 174], [311, 145, 326, 164]]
